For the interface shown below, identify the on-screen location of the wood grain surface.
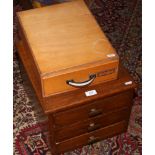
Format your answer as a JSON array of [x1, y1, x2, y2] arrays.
[[17, 0, 119, 96]]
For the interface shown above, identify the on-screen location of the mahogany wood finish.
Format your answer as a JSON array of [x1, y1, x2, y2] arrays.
[[55, 107, 130, 142], [53, 90, 133, 127], [56, 120, 128, 153]]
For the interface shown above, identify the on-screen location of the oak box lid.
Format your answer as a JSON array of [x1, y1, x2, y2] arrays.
[[17, 0, 118, 77]]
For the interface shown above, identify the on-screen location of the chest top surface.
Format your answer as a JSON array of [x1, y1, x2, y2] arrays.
[[17, 0, 117, 76]]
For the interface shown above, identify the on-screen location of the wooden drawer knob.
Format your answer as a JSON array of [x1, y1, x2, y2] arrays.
[[88, 123, 101, 132], [88, 136, 99, 145], [89, 108, 102, 117]]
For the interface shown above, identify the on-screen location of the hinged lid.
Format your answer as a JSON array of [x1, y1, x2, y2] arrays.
[[17, 0, 118, 77]]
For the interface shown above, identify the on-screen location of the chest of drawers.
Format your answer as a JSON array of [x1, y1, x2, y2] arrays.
[[47, 81, 136, 154], [16, 40, 136, 155]]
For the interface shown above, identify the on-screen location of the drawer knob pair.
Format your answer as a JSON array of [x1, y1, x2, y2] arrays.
[[89, 108, 102, 117]]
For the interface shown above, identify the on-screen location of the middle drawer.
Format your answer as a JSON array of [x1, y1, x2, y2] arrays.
[[55, 107, 130, 142]]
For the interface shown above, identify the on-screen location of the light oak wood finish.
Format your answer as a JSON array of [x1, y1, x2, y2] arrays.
[[17, 0, 119, 96]]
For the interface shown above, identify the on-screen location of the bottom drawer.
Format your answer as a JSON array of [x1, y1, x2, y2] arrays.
[[56, 120, 128, 154]]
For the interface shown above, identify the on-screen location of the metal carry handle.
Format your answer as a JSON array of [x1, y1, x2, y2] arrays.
[[66, 74, 96, 87]]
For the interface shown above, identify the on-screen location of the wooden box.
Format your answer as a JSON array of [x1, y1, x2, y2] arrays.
[[17, 0, 119, 97]]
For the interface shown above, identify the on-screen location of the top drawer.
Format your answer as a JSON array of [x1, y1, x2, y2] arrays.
[[53, 90, 133, 127]]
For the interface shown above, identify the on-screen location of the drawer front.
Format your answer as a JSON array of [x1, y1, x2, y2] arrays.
[[56, 120, 128, 154], [42, 61, 118, 97], [55, 107, 130, 142], [54, 90, 133, 127]]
